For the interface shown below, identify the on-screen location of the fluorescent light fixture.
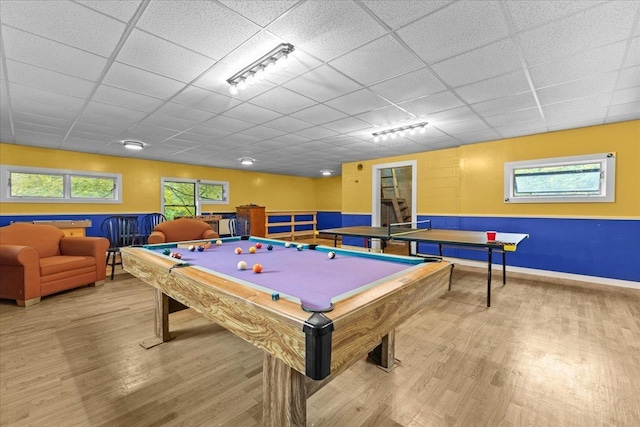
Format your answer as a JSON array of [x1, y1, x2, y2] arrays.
[[321, 169, 332, 176], [239, 157, 255, 165], [372, 122, 429, 141], [122, 140, 144, 150], [227, 43, 295, 95]]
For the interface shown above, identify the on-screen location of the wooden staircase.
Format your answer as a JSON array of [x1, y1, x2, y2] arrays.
[[380, 168, 411, 225]]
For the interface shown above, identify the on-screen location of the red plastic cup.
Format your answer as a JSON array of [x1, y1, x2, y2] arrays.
[[486, 231, 497, 241]]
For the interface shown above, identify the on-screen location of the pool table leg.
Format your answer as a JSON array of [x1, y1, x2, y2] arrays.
[[263, 353, 306, 427], [368, 329, 398, 372], [140, 288, 172, 349]]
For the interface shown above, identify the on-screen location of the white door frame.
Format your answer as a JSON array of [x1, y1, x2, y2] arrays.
[[371, 160, 417, 252]]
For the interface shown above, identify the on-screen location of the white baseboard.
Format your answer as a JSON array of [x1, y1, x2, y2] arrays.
[[340, 244, 639, 290], [439, 256, 640, 290]]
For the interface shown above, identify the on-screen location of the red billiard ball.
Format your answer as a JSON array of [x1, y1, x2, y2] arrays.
[[256, 242, 262, 249], [252, 263, 263, 273], [171, 252, 182, 259], [235, 247, 243, 254]]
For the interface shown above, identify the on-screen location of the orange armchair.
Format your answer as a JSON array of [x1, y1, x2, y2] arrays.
[[147, 218, 219, 244], [0, 223, 109, 306]]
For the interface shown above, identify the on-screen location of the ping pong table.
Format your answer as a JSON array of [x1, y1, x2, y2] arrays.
[[321, 225, 529, 307]]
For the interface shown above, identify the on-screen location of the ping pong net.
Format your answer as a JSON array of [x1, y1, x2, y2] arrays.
[[386, 219, 431, 239]]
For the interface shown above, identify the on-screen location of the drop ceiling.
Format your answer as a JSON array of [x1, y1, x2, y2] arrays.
[[0, 0, 638, 177]]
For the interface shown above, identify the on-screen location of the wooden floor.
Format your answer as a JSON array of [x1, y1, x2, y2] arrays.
[[1, 239, 639, 426]]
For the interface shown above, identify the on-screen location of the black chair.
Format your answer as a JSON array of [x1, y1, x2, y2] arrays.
[[141, 212, 166, 242], [228, 215, 249, 237], [101, 216, 140, 280]]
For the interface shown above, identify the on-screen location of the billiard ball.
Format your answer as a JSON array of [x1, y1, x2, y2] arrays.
[[237, 260, 247, 270], [267, 244, 273, 251], [271, 293, 280, 301], [252, 263, 263, 273], [197, 245, 205, 252], [256, 242, 262, 249], [216, 240, 222, 246], [171, 252, 182, 259], [328, 251, 336, 259], [163, 248, 171, 255], [249, 246, 256, 254], [188, 245, 196, 252], [284, 242, 291, 248], [235, 247, 243, 255], [296, 244, 303, 251]]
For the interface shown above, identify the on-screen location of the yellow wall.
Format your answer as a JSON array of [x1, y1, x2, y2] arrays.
[[314, 176, 342, 211], [0, 143, 332, 214], [343, 120, 640, 218]]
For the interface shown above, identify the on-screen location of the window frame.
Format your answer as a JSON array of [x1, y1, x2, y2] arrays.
[[161, 177, 229, 217], [504, 153, 616, 204], [0, 165, 122, 204]]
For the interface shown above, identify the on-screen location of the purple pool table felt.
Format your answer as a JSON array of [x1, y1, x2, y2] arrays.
[[153, 240, 419, 311]]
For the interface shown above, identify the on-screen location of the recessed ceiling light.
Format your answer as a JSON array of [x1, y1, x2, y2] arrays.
[[240, 157, 255, 165], [321, 169, 332, 176], [122, 140, 144, 150]]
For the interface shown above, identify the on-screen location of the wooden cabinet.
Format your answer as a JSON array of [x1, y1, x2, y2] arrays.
[[30, 220, 91, 237], [236, 205, 265, 237]]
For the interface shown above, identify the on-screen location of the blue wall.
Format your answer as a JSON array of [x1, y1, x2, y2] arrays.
[[338, 213, 640, 282], [4, 212, 637, 282]]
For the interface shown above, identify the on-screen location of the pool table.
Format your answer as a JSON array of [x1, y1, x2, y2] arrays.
[[121, 236, 452, 427]]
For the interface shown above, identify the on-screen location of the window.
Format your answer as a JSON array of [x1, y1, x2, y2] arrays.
[[0, 165, 122, 203], [504, 153, 615, 203], [162, 178, 228, 219]]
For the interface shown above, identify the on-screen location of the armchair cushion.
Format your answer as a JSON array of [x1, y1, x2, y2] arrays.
[[148, 218, 219, 244]]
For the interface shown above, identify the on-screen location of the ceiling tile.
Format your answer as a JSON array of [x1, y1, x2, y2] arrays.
[[116, 29, 216, 83], [219, 0, 300, 27], [370, 68, 446, 103], [12, 112, 73, 130], [154, 102, 214, 123], [426, 106, 479, 126], [329, 35, 423, 86], [455, 70, 531, 104], [203, 115, 255, 132], [398, 91, 464, 116], [92, 85, 166, 112], [171, 86, 239, 113], [0, 0, 125, 56], [186, 126, 232, 139], [102, 62, 186, 99], [437, 118, 489, 135], [505, 1, 605, 32], [398, 1, 508, 64], [267, 0, 386, 61], [362, 0, 453, 30], [76, 112, 136, 132], [431, 39, 522, 87], [355, 105, 414, 127], [484, 108, 542, 127], [607, 102, 640, 120], [249, 86, 316, 114], [536, 72, 618, 106], [528, 41, 627, 88], [14, 130, 63, 147], [262, 116, 311, 132], [323, 117, 370, 133], [76, 0, 142, 22], [6, 60, 94, 99], [625, 37, 640, 68], [140, 114, 196, 132], [136, 0, 260, 59], [84, 101, 148, 122], [13, 121, 68, 136], [72, 121, 126, 136], [293, 126, 339, 139], [518, 2, 637, 66], [239, 125, 287, 139], [122, 123, 182, 142], [611, 87, 640, 106], [9, 83, 85, 113], [616, 66, 640, 90], [472, 92, 538, 116], [283, 65, 361, 102], [224, 102, 282, 124], [289, 104, 347, 125], [325, 89, 389, 115], [542, 94, 610, 121], [2, 27, 107, 81]]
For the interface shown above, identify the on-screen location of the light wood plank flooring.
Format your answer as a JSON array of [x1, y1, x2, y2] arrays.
[[1, 241, 639, 426]]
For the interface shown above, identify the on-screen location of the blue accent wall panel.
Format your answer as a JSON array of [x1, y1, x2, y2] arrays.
[[341, 213, 639, 282], [317, 211, 341, 230]]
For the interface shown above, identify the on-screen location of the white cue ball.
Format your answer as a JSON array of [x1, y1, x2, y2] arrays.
[[328, 251, 336, 259], [284, 242, 291, 248], [237, 260, 247, 270]]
